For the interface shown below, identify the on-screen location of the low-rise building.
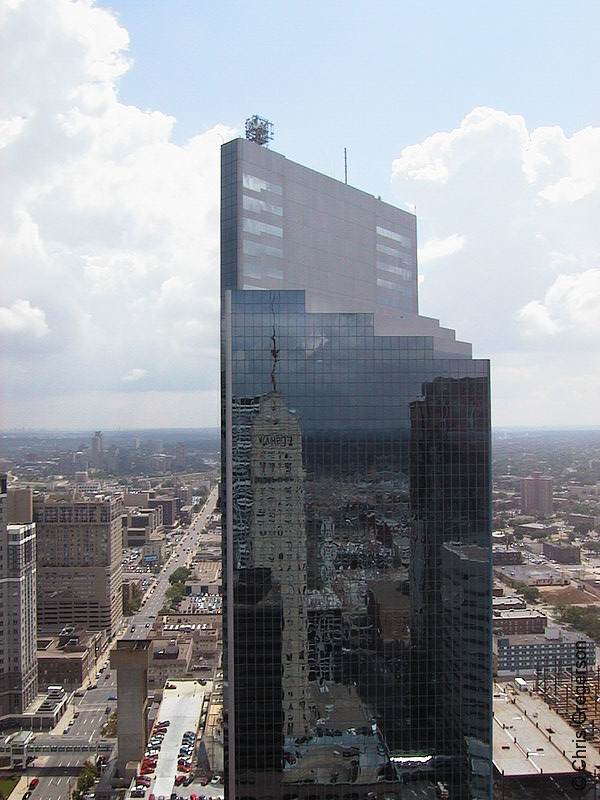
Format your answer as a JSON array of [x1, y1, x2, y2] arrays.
[[492, 547, 523, 565], [186, 561, 221, 596], [494, 563, 569, 587], [149, 637, 193, 690], [492, 595, 527, 611], [37, 628, 103, 689], [494, 683, 600, 797], [123, 506, 163, 549], [492, 609, 547, 635], [494, 628, 595, 675], [515, 522, 558, 538], [543, 541, 581, 564], [568, 513, 595, 530]]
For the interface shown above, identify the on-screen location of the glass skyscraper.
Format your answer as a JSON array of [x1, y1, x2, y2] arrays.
[[221, 136, 491, 800]]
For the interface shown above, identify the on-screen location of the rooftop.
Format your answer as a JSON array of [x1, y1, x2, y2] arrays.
[[493, 684, 600, 777], [145, 679, 211, 799]]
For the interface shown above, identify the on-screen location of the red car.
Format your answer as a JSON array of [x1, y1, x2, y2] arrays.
[[174, 775, 184, 785]]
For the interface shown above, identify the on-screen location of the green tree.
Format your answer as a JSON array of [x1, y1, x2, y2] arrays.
[[166, 583, 185, 604], [168, 567, 190, 586], [125, 584, 142, 615], [71, 760, 98, 798], [556, 605, 600, 643], [515, 583, 540, 603]]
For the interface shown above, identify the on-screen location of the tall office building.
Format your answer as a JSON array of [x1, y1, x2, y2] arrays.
[[0, 476, 38, 715], [90, 430, 104, 469], [520, 472, 553, 516], [221, 130, 491, 799], [33, 493, 123, 636]]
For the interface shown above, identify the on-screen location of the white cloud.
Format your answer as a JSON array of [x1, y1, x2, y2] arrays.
[[0, 298, 48, 337], [2, 0, 598, 431], [418, 233, 466, 265], [1, 0, 236, 427], [122, 367, 147, 383], [392, 106, 600, 426], [513, 300, 559, 338], [515, 269, 600, 338]]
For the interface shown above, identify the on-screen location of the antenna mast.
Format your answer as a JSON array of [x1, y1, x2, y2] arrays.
[[245, 115, 274, 147]]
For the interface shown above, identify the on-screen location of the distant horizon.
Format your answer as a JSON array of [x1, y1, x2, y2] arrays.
[[2, 425, 600, 435]]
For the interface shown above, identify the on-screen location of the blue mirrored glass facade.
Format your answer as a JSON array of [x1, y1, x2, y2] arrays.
[[222, 139, 492, 800]]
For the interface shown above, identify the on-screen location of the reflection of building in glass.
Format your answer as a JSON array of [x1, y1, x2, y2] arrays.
[[307, 588, 343, 683], [221, 137, 492, 799], [249, 393, 310, 737], [233, 568, 283, 773], [440, 543, 491, 796]]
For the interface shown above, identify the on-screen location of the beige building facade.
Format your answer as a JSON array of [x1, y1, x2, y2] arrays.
[[34, 493, 123, 636]]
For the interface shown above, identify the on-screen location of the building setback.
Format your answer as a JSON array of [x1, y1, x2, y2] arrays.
[[33, 493, 123, 636], [221, 132, 492, 799]]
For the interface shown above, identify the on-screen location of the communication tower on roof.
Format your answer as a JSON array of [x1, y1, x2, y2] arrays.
[[245, 115, 274, 147]]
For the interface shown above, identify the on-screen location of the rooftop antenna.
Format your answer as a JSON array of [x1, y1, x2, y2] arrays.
[[245, 115, 274, 147], [344, 147, 348, 184]]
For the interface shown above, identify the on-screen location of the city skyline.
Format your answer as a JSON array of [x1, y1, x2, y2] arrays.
[[2, 0, 600, 430]]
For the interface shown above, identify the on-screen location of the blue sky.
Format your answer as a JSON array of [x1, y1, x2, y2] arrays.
[[96, 0, 600, 196], [2, 0, 600, 429]]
